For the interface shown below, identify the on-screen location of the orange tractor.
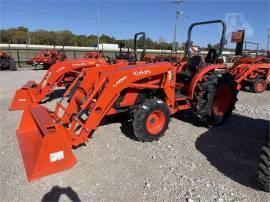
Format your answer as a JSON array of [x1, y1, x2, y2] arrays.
[[144, 54, 182, 63], [83, 51, 105, 59], [27, 49, 67, 69], [9, 32, 147, 111], [14, 20, 239, 181], [228, 56, 270, 93]]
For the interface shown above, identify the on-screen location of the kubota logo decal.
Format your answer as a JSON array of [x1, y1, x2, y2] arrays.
[[113, 76, 127, 87], [133, 69, 151, 76], [72, 62, 87, 67]]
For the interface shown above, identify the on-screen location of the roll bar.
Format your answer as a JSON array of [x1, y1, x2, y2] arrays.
[[134, 32, 146, 61], [184, 20, 227, 59]]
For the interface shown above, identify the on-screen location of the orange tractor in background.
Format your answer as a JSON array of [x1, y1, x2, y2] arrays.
[[228, 56, 270, 93], [27, 49, 67, 69], [228, 30, 270, 93], [144, 54, 182, 63], [14, 20, 239, 181], [83, 50, 105, 59]]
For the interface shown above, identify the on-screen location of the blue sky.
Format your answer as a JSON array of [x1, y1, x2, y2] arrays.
[[1, 0, 269, 49]]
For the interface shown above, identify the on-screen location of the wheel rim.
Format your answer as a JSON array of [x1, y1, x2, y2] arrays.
[[146, 111, 165, 135], [256, 82, 265, 92], [213, 85, 233, 116]]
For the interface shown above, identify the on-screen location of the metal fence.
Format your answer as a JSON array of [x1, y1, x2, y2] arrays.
[[1, 43, 250, 68], [1, 48, 101, 68], [0, 44, 183, 68]]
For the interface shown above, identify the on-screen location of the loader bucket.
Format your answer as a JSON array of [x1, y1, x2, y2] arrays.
[[16, 104, 77, 181], [9, 81, 40, 111]]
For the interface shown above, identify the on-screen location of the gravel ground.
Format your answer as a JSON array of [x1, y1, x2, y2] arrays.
[[0, 68, 269, 202]]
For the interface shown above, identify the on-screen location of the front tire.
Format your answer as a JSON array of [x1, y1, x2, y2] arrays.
[[251, 79, 266, 93], [133, 99, 170, 142], [193, 72, 238, 126]]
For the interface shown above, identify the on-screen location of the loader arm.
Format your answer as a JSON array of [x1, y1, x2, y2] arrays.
[[9, 58, 106, 111], [37, 59, 101, 97]]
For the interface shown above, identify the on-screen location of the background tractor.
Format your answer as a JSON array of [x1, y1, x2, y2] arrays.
[[83, 51, 105, 59], [0, 50, 16, 71], [27, 49, 67, 69], [228, 56, 270, 93]]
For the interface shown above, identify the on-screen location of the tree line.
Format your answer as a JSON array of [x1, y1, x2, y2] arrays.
[[0, 27, 176, 50]]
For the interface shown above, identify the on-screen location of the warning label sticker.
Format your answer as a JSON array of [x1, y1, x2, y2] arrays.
[[49, 151, 64, 162]]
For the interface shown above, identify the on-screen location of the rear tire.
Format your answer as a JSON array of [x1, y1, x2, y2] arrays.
[[251, 79, 266, 93], [257, 137, 270, 192], [192, 72, 238, 126], [133, 99, 170, 142], [43, 63, 51, 69]]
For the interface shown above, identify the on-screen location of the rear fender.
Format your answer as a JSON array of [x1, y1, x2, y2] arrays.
[[188, 64, 226, 99]]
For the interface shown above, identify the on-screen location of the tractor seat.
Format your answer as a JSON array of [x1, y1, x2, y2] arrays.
[[205, 48, 217, 64], [177, 56, 202, 82]]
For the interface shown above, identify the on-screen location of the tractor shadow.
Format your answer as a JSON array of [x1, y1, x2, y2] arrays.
[[119, 120, 138, 141], [100, 114, 138, 141], [42, 186, 81, 202], [173, 109, 206, 127], [73, 114, 137, 150], [194, 113, 269, 190]]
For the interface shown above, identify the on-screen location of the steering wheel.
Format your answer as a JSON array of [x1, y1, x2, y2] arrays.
[[128, 56, 137, 64]]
